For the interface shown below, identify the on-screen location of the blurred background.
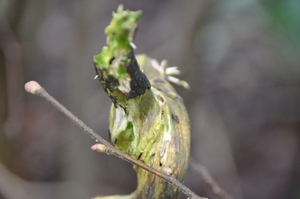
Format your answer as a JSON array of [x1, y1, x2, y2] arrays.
[[1, 0, 300, 199]]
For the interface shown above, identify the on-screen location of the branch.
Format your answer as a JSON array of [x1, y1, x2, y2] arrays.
[[24, 81, 206, 199], [190, 158, 232, 199], [93, 5, 192, 198]]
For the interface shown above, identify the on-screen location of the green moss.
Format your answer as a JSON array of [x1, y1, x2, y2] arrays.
[[106, 5, 141, 49], [117, 65, 128, 76], [93, 5, 143, 106], [116, 122, 135, 152], [94, 47, 110, 68], [94, 5, 141, 70]]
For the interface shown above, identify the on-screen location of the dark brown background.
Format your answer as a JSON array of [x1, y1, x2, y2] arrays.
[[1, 0, 300, 199]]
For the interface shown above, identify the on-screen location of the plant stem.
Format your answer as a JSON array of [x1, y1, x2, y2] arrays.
[[24, 81, 206, 199]]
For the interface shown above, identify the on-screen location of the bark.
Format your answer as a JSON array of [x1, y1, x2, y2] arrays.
[[93, 5, 190, 199]]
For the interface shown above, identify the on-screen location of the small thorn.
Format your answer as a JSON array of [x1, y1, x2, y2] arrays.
[[166, 67, 181, 76], [166, 76, 180, 85], [24, 81, 41, 94], [151, 59, 164, 76], [181, 81, 190, 90], [166, 76, 190, 89], [160, 60, 168, 70], [130, 42, 137, 49]]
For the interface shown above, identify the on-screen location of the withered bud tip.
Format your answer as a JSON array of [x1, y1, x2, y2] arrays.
[[162, 165, 173, 175], [24, 81, 41, 94], [91, 143, 107, 153]]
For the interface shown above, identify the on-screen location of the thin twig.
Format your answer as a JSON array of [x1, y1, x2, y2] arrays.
[[24, 81, 207, 199], [190, 158, 232, 199]]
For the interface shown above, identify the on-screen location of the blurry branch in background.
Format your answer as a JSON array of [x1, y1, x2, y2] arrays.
[[24, 81, 207, 199], [0, 10, 25, 137], [190, 158, 232, 199]]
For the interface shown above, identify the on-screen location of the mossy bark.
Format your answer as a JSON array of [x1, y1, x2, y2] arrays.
[[93, 5, 190, 199]]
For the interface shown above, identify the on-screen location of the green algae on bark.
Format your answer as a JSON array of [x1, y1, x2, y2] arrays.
[[93, 5, 190, 199]]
